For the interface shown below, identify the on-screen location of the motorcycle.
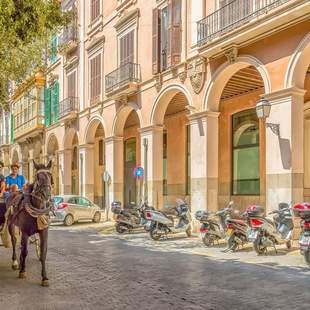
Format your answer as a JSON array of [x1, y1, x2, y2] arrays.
[[145, 199, 192, 241], [293, 203, 310, 265], [111, 201, 153, 234], [195, 201, 234, 246], [248, 203, 294, 255]]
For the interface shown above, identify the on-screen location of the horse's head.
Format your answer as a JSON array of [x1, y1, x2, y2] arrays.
[[33, 160, 54, 201]]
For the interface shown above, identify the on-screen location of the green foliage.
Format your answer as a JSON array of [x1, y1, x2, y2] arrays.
[[0, 0, 72, 108]]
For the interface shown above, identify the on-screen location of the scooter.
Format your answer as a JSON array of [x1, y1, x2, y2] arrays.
[[145, 199, 192, 241], [249, 203, 294, 255], [111, 201, 153, 234], [225, 216, 249, 251], [293, 203, 310, 265], [195, 201, 234, 246]]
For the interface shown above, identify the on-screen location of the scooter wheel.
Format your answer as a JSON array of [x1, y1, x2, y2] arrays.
[[305, 251, 310, 265], [202, 234, 216, 247], [254, 237, 267, 255], [150, 228, 161, 241], [286, 240, 292, 249], [186, 227, 192, 238], [115, 223, 127, 234]]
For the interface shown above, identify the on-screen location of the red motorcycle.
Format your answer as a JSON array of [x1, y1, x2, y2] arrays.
[[293, 203, 310, 265]]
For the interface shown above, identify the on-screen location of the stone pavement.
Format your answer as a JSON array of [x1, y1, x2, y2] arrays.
[[0, 224, 309, 310]]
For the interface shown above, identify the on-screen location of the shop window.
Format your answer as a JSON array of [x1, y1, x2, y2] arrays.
[[98, 139, 104, 166], [163, 130, 167, 196], [232, 109, 260, 195]]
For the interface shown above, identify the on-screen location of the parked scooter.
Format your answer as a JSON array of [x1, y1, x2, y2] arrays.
[[195, 201, 233, 246], [247, 203, 294, 254], [225, 215, 249, 251], [111, 201, 153, 234], [293, 203, 310, 265], [145, 199, 192, 240]]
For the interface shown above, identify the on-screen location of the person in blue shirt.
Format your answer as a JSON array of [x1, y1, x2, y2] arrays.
[[5, 163, 26, 192]]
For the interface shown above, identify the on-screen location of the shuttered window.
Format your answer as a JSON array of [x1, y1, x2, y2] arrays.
[[50, 35, 58, 64], [44, 87, 51, 127], [67, 71, 76, 98], [90, 53, 101, 105], [152, 1, 182, 74], [51, 81, 59, 124], [120, 30, 134, 66], [91, 0, 100, 22]]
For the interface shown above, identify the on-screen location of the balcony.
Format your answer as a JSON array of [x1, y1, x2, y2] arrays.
[[59, 24, 78, 53], [14, 115, 45, 141], [197, 0, 309, 56], [59, 97, 79, 121], [105, 62, 141, 98]]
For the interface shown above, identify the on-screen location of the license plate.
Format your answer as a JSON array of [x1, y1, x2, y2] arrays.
[[248, 230, 258, 242], [225, 228, 233, 240]]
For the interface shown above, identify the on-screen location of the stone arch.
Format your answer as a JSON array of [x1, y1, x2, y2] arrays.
[[150, 83, 194, 126], [112, 102, 142, 137], [203, 55, 272, 112], [62, 127, 79, 150], [84, 115, 106, 144], [285, 32, 310, 89], [46, 133, 60, 155]]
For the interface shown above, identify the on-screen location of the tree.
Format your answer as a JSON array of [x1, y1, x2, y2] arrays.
[[0, 0, 72, 108]]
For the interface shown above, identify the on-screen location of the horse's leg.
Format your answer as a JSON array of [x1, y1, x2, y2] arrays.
[[19, 232, 29, 279], [39, 229, 49, 287], [8, 220, 18, 270]]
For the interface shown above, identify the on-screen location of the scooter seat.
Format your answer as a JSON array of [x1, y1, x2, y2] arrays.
[[227, 219, 247, 226]]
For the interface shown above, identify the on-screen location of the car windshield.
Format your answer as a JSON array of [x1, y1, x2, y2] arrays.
[[52, 197, 64, 205]]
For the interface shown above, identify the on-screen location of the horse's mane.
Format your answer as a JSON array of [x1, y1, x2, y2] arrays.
[[34, 164, 48, 171]]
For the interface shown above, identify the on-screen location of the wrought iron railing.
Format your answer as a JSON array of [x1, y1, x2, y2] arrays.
[[197, 0, 291, 46], [59, 97, 79, 119], [61, 0, 76, 10], [105, 62, 141, 93], [59, 24, 78, 46]]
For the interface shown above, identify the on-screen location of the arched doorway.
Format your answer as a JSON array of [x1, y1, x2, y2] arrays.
[[123, 110, 140, 206], [71, 133, 79, 195], [47, 135, 60, 195]]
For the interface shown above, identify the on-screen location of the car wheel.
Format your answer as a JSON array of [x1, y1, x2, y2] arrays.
[[93, 212, 101, 223], [64, 214, 74, 226]]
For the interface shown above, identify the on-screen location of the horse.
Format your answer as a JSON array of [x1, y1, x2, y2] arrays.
[[7, 160, 53, 287]]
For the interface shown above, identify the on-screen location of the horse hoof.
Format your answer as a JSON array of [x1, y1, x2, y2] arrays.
[[41, 279, 49, 287], [19, 272, 27, 279], [12, 262, 19, 271]]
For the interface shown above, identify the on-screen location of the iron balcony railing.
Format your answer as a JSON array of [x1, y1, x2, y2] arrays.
[[59, 24, 78, 46], [59, 97, 79, 119], [61, 0, 76, 10], [197, 0, 291, 46], [105, 62, 141, 94]]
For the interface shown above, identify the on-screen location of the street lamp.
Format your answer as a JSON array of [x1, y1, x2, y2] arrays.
[[256, 97, 280, 136]]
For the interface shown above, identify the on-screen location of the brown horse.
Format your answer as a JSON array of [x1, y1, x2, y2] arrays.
[[7, 160, 53, 287]]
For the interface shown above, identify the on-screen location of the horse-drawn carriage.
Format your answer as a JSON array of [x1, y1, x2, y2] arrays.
[[0, 161, 53, 286]]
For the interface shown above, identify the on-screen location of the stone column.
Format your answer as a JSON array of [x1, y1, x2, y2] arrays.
[[139, 126, 164, 209], [105, 136, 124, 208], [264, 87, 305, 213], [189, 111, 219, 214], [58, 149, 72, 195], [79, 144, 94, 200], [28, 149, 34, 183]]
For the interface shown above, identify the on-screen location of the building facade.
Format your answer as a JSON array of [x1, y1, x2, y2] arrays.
[[1, 0, 310, 215]]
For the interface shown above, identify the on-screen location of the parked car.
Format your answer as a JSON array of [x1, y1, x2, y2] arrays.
[[50, 195, 102, 226]]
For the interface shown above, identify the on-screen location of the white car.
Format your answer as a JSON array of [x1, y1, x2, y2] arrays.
[[51, 195, 102, 226]]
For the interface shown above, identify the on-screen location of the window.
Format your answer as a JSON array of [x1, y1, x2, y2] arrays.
[[163, 130, 167, 196], [152, 0, 182, 74], [44, 81, 59, 126], [91, 0, 100, 22], [232, 109, 260, 195], [50, 35, 58, 64], [67, 71, 76, 98], [89, 53, 101, 105], [77, 197, 91, 206], [119, 30, 134, 66]]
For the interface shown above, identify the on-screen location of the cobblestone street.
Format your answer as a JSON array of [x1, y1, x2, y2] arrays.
[[0, 225, 309, 310]]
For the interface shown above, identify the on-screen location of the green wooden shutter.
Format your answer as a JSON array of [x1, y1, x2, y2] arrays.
[[52, 81, 59, 123], [44, 87, 51, 127], [50, 35, 58, 64], [10, 113, 14, 143]]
